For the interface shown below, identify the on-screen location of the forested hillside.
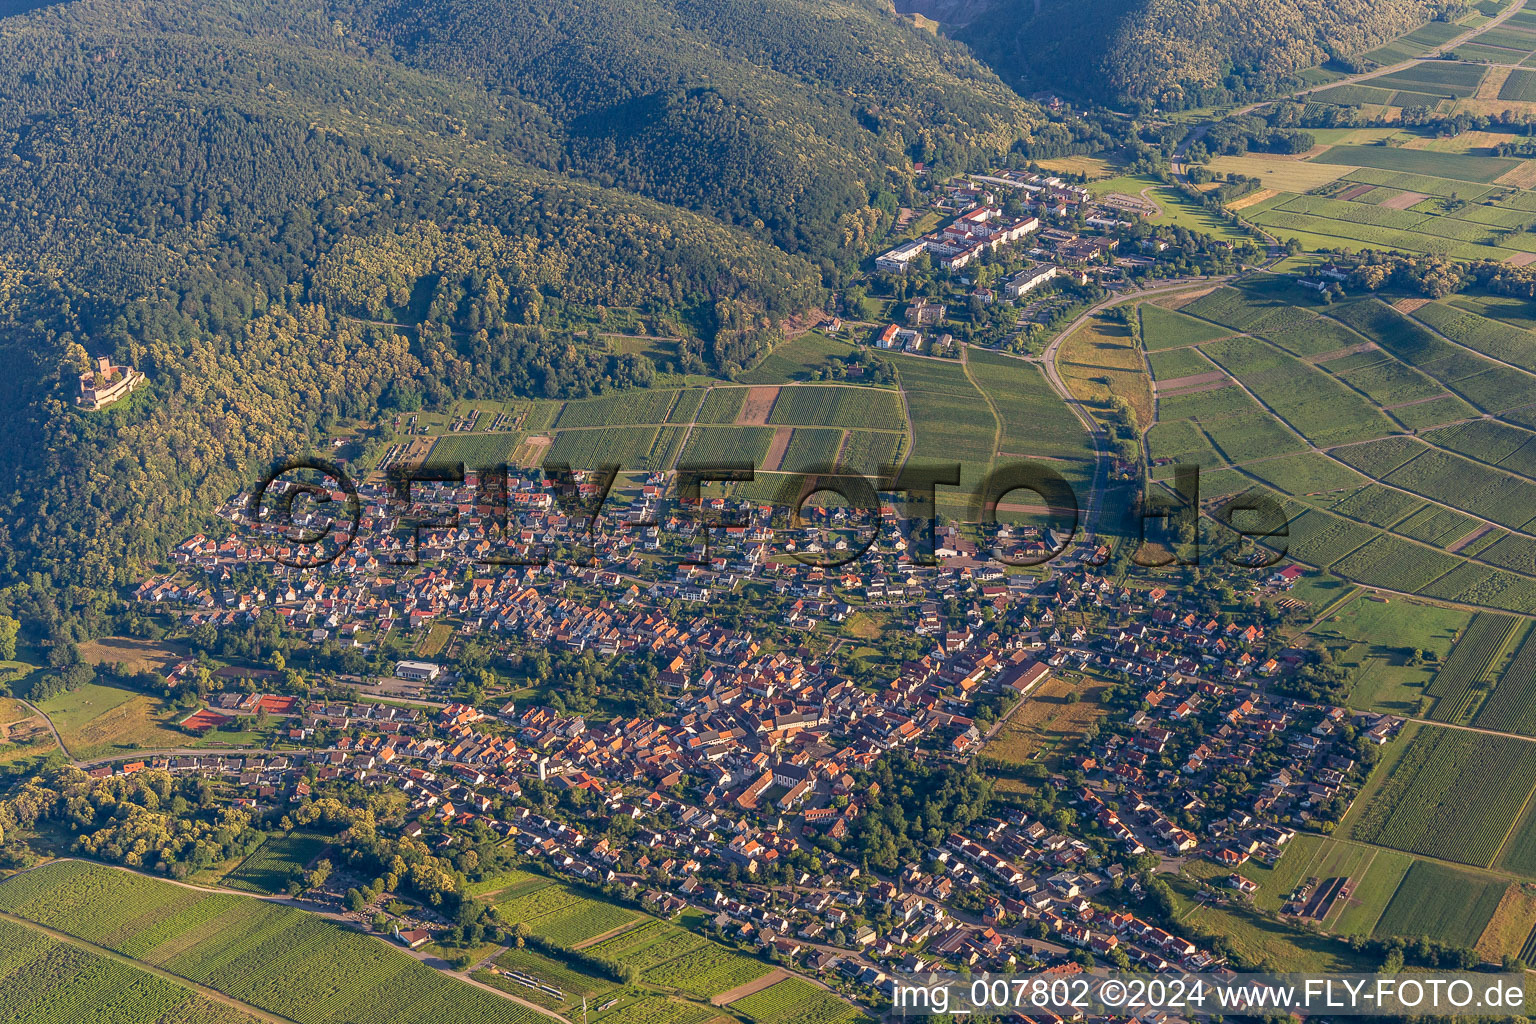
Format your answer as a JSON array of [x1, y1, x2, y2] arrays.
[[0, 0, 1058, 636], [910, 0, 1458, 108]]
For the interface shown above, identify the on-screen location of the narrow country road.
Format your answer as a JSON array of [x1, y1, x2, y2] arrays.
[[1034, 276, 1241, 550], [17, 698, 69, 760]]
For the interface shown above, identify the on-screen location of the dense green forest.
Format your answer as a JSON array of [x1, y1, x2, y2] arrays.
[[915, 0, 1460, 108], [0, 0, 1064, 639]]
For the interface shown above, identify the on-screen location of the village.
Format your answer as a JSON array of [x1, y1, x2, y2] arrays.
[[101, 464, 1405, 1014]]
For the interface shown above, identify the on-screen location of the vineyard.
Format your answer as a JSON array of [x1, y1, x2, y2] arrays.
[[463, 868, 549, 899], [1474, 625, 1536, 735], [0, 861, 541, 1024], [222, 831, 332, 895], [1371, 862, 1507, 947], [593, 996, 716, 1024], [584, 920, 707, 970], [556, 390, 680, 428], [1138, 304, 1233, 350], [727, 978, 864, 1024], [1426, 613, 1518, 722], [0, 917, 268, 1024], [493, 880, 642, 946], [767, 386, 904, 431], [642, 945, 772, 998], [564, 913, 774, 998], [489, 947, 615, 999], [1349, 728, 1536, 866]]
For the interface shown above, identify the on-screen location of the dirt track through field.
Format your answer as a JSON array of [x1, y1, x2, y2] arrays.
[[1157, 370, 1229, 392], [1450, 523, 1497, 554], [737, 386, 779, 425], [712, 968, 789, 1006], [1380, 190, 1430, 211], [1159, 378, 1235, 397], [1308, 341, 1378, 364], [763, 427, 793, 471]]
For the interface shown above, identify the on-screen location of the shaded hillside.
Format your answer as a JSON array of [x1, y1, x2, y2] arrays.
[[904, 0, 1454, 108], [0, 0, 1058, 621]]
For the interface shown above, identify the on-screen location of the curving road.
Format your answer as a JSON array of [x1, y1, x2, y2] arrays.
[[17, 698, 69, 760], [1034, 276, 1241, 551]]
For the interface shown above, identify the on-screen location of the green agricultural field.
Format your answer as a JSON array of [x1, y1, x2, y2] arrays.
[[767, 385, 904, 430], [642, 945, 773, 998], [677, 425, 777, 467], [1146, 419, 1223, 466], [1338, 167, 1494, 199], [1372, 861, 1507, 946], [1496, 790, 1536, 876], [545, 426, 661, 470], [1202, 409, 1310, 464], [1327, 484, 1423, 529], [728, 977, 864, 1024], [0, 916, 269, 1024], [1310, 84, 1396, 106], [486, 945, 618, 999], [1474, 625, 1536, 735], [1332, 435, 1430, 477], [1147, 346, 1216, 380], [1347, 725, 1536, 866], [1284, 507, 1379, 567], [222, 831, 333, 895], [1500, 67, 1536, 100], [738, 332, 858, 384], [1157, 383, 1263, 424], [493, 881, 642, 946], [1244, 452, 1366, 495], [0, 860, 541, 1024], [695, 388, 747, 423], [891, 354, 995, 485], [1366, 62, 1489, 96], [1393, 504, 1482, 546], [585, 921, 707, 971], [1314, 145, 1517, 183], [1243, 305, 1372, 359], [1331, 534, 1465, 593], [463, 868, 549, 899], [1328, 354, 1449, 409], [1360, 19, 1464, 63], [556, 389, 678, 428], [1140, 304, 1234, 349], [429, 432, 523, 467], [837, 430, 903, 472], [1333, 847, 1414, 938], [1446, 291, 1536, 331], [667, 388, 707, 424], [1202, 335, 1396, 448], [1389, 393, 1479, 430], [1414, 302, 1536, 373], [968, 349, 1095, 461], [1385, 448, 1536, 531], [1427, 419, 1536, 476], [777, 427, 847, 471], [1181, 276, 1303, 329], [1425, 607, 1523, 721]]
